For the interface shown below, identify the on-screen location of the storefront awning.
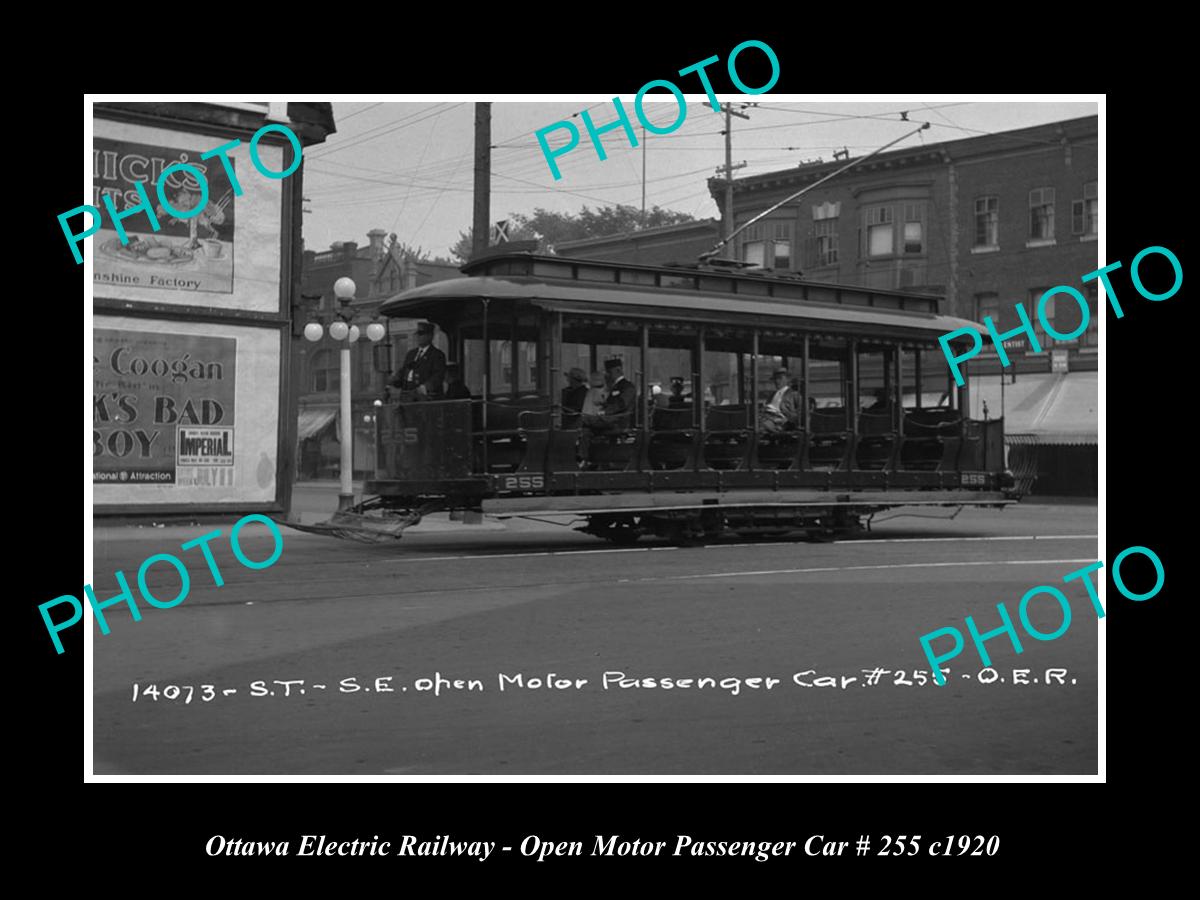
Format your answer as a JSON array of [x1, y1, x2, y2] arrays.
[[297, 408, 337, 441], [969, 372, 1097, 444]]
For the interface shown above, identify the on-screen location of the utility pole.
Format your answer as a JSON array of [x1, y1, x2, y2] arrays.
[[719, 102, 750, 259], [640, 124, 647, 228], [472, 102, 491, 260]]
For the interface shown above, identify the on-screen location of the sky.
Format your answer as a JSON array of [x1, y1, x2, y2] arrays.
[[301, 98, 1098, 260]]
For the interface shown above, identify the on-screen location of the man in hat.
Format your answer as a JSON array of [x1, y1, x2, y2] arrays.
[[761, 367, 801, 433], [667, 376, 688, 408], [578, 359, 636, 467], [390, 322, 446, 400], [444, 362, 471, 400], [602, 357, 636, 421]]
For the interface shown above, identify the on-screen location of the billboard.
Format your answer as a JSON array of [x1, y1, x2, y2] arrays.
[[93, 329, 237, 487], [93, 137, 237, 294]]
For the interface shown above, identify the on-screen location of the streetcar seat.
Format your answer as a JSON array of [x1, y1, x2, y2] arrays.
[[589, 430, 642, 471], [855, 409, 897, 470], [757, 431, 803, 469], [857, 408, 894, 436], [805, 406, 851, 470], [810, 406, 850, 434], [473, 399, 551, 473], [547, 429, 582, 471], [704, 405, 750, 470], [899, 409, 964, 471], [649, 407, 697, 470]]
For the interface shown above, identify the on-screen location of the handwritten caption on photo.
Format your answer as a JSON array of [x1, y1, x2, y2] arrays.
[[60, 123, 304, 265], [127, 666, 1078, 703], [919, 546, 1164, 683], [534, 40, 780, 180], [42, 515, 283, 654]]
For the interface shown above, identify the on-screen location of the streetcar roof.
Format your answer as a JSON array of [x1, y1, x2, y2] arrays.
[[379, 262, 985, 343]]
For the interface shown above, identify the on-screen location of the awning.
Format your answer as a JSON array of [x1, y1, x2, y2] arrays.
[[968, 372, 1097, 444], [297, 408, 337, 441]]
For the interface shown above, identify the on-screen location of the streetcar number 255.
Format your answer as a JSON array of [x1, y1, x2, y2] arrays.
[[502, 475, 544, 489]]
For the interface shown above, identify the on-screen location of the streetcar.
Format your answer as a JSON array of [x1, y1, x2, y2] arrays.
[[294, 251, 1017, 544]]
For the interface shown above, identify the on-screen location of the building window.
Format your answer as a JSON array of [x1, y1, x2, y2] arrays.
[[903, 204, 923, 254], [310, 349, 339, 393], [976, 292, 1001, 325], [741, 221, 791, 269], [743, 240, 765, 267], [814, 218, 838, 266], [1029, 287, 1055, 349], [1029, 188, 1055, 241], [1073, 181, 1098, 237], [974, 196, 999, 247], [773, 240, 791, 270], [866, 206, 893, 257]]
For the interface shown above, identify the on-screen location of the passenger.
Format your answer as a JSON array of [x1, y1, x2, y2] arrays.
[[389, 321, 446, 400], [650, 384, 670, 409], [667, 376, 689, 408], [865, 387, 890, 411], [579, 371, 607, 417], [602, 357, 636, 421], [443, 362, 471, 400], [761, 367, 801, 433], [578, 359, 636, 467], [561, 367, 588, 416]]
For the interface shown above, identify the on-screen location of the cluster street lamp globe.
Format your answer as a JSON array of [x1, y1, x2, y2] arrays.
[[300, 276, 389, 511]]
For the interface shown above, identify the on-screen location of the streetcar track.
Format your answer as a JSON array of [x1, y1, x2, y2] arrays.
[[122, 555, 1099, 610]]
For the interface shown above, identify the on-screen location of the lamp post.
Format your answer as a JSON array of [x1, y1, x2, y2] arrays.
[[303, 276, 386, 511]]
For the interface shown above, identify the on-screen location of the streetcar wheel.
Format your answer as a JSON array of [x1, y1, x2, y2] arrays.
[[602, 526, 641, 545]]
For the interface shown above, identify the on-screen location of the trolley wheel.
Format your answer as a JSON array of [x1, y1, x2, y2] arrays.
[[589, 515, 642, 545], [603, 525, 641, 545]]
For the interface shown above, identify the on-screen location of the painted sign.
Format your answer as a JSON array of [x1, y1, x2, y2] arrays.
[[93, 137, 237, 294], [93, 329, 237, 486]]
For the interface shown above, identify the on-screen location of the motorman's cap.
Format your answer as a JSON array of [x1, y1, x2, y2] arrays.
[[604, 357, 623, 371]]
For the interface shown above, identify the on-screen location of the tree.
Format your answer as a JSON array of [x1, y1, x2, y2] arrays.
[[450, 204, 697, 262]]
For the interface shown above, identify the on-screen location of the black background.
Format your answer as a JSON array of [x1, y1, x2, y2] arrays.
[[24, 27, 1185, 884]]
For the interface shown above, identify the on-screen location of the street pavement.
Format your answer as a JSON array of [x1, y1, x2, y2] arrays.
[[90, 492, 1100, 775]]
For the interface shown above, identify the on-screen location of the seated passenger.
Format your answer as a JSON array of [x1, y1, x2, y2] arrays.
[[578, 358, 636, 466], [443, 362, 471, 400], [761, 368, 801, 433], [865, 387, 890, 411], [561, 368, 588, 416], [579, 371, 607, 418], [667, 376, 689, 408]]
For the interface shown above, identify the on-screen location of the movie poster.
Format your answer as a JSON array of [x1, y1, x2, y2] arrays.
[[93, 137, 237, 294], [93, 329, 237, 486]]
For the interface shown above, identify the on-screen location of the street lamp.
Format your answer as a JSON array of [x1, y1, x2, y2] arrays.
[[303, 276, 386, 511]]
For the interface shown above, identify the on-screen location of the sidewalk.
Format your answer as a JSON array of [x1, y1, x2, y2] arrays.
[[93, 480, 508, 542]]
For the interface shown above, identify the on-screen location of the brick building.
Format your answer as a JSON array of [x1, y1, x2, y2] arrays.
[[296, 230, 462, 479], [715, 114, 1099, 494], [554, 218, 721, 265]]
